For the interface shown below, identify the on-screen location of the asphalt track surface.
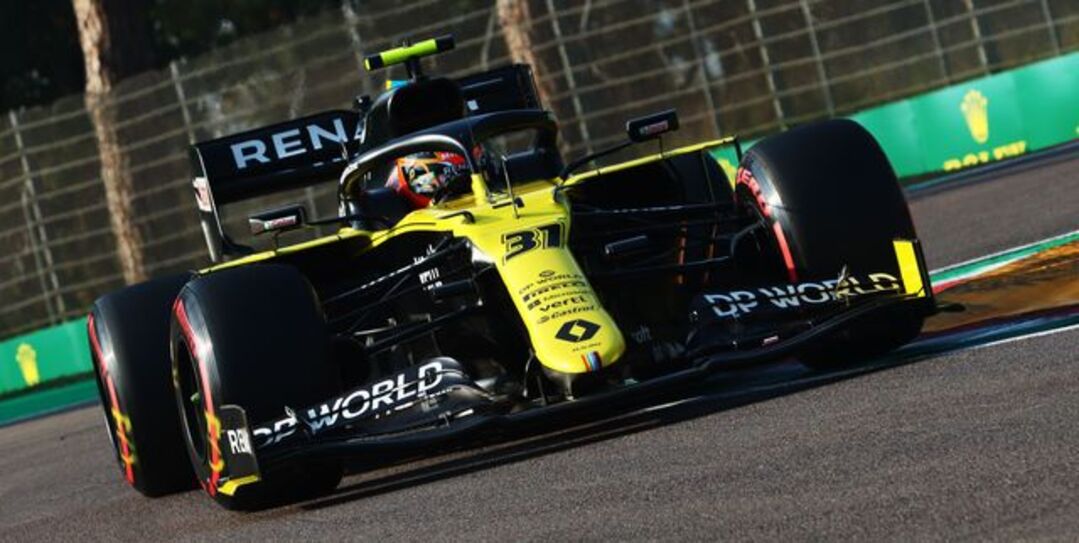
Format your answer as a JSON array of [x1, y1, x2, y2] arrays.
[[1, 152, 1077, 541]]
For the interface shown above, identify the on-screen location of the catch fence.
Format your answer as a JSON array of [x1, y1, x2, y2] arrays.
[[0, 0, 1075, 338]]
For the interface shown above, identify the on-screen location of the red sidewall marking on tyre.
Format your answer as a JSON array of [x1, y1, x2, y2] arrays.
[[771, 222, 798, 283], [173, 299, 224, 496], [737, 166, 799, 282], [87, 314, 136, 485]]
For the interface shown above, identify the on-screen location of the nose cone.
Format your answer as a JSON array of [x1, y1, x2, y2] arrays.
[[497, 245, 625, 376]]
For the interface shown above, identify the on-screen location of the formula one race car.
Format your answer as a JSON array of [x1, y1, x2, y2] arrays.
[[88, 36, 934, 509]]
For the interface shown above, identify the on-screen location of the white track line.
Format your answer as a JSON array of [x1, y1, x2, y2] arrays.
[[635, 321, 1079, 418], [931, 229, 1079, 275], [938, 321, 1079, 354]]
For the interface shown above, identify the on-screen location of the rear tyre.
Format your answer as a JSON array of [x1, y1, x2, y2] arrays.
[[88, 275, 196, 496], [738, 119, 925, 369], [171, 264, 342, 510]]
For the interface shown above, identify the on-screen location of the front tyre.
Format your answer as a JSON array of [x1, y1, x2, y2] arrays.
[[738, 119, 926, 368], [171, 264, 342, 510]]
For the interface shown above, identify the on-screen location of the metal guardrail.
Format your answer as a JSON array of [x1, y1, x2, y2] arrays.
[[0, 0, 1075, 339]]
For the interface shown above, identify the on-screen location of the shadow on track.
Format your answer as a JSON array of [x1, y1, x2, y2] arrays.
[[301, 356, 904, 511], [297, 304, 1079, 512]]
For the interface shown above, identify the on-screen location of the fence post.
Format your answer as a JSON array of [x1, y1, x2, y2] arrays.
[[747, 0, 786, 130], [544, 0, 592, 153], [683, 0, 723, 137], [1037, 0, 1061, 56], [479, 6, 499, 71], [799, 0, 834, 118], [169, 61, 196, 145], [341, 0, 373, 98], [923, 0, 951, 84], [963, 0, 990, 74], [9, 110, 65, 322]]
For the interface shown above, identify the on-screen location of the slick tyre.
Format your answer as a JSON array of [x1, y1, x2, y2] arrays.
[[738, 119, 924, 369], [171, 264, 342, 510], [88, 274, 196, 496]]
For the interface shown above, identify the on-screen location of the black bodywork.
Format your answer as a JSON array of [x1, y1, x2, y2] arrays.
[[184, 62, 935, 485]]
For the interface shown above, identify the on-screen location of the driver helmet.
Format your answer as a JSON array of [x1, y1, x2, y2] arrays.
[[386, 151, 466, 208]]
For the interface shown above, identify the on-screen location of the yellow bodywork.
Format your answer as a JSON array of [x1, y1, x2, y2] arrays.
[[200, 139, 737, 375], [893, 239, 927, 297], [217, 475, 260, 497]]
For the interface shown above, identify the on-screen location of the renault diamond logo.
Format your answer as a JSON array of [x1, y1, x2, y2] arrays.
[[555, 319, 600, 342]]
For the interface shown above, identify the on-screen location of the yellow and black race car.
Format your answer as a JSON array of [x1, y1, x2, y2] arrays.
[[87, 35, 935, 509]]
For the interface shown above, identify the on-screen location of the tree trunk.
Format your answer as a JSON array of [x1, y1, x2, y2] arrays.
[[497, 0, 555, 108], [72, 0, 155, 284]]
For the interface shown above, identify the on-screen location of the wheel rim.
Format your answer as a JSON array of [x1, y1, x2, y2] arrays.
[[175, 337, 210, 470]]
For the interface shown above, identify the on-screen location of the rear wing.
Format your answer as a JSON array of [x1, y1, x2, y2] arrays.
[[190, 64, 542, 263], [189, 109, 361, 261]]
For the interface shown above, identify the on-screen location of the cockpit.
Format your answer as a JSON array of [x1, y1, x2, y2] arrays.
[[339, 109, 563, 230]]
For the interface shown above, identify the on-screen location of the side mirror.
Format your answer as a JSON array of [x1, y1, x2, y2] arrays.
[[249, 204, 307, 236], [626, 109, 679, 142], [560, 109, 681, 180]]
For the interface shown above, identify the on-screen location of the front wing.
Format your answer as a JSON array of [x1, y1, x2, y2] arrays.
[[212, 239, 933, 497]]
